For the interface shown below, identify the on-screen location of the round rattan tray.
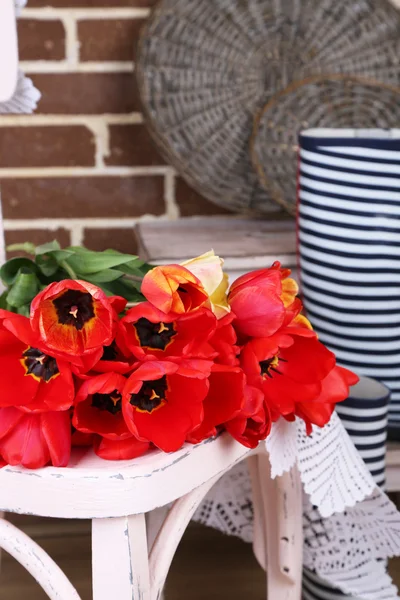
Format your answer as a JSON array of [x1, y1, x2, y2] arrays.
[[136, 0, 400, 215], [251, 75, 400, 215]]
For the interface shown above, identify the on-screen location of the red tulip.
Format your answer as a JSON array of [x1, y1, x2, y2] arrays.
[[117, 302, 217, 361], [296, 365, 359, 434], [0, 311, 74, 411], [122, 360, 211, 452], [225, 384, 271, 449], [74, 371, 131, 440], [228, 262, 305, 338], [141, 264, 208, 315], [239, 327, 353, 430], [197, 312, 240, 366], [80, 340, 132, 376], [187, 365, 246, 443], [31, 280, 118, 356], [0, 407, 71, 468]]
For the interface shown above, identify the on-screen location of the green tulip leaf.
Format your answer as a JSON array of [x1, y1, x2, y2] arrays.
[[17, 304, 31, 317], [6, 269, 39, 308], [102, 278, 145, 302], [66, 249, 142, 275], [84, 269, 125, 283], [35, 240, 61, 255], [0, 258, 39, 286], [0, 291, 8, 310], [36, 253, 60, 277]]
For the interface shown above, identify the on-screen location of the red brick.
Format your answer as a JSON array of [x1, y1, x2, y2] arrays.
[[1, 176, 165, 219], [83, 228, 139, 255], [31, 74, 141, 114], [6, 229, 71, 259], [18, 20, 65, 61], [29, 0, 155, 5], [175, 178, 234, 217], [0, 127, 95, 168], [106, 124, 165, 166], [78, 19, 145, 62]]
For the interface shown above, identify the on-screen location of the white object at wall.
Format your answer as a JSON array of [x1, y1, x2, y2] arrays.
[[0, 0, 18, 102]]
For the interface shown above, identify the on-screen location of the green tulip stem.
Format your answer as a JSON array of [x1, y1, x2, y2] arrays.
[[6, 242, 36, 255], [60, 260, 78, 280]]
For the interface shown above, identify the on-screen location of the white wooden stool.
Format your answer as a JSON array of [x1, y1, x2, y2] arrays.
[[0, 434, 303, 599]]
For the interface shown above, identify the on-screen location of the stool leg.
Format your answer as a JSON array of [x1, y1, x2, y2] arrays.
[[258, 453, 303, 600], [247, 456, 266, 569], [92, 514, 149, 600], [0, 518, 80, 599], [146, 506, 169, 552], [0, 511, 4, 574], [146, 507, 169, 600]]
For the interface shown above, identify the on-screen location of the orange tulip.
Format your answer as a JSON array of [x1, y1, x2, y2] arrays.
[[141, 264, 208, 315], [181, 250, 230, 319]]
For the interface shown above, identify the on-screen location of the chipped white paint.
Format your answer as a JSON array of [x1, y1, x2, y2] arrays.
[[0, 435, 304, 599], [257, 455, 303, 599], [0, 435, 256, 519], [0, 512, 4, 574], [0, 518, 80, 599], [150, 475, 224, 598], [92, 514, 149, 600]]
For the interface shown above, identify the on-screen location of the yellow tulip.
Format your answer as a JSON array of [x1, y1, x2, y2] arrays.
[[181, 250, 231, 319]]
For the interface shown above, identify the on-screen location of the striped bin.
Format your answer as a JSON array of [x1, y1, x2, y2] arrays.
[[297, 128, 400, 436]]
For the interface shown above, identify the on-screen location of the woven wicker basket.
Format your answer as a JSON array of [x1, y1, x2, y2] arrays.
[[251, 75, 400, 215], [136, 0, 400, 216]]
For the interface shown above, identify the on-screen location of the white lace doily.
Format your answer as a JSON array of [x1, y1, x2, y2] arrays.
[[194, 413, 400, 599]]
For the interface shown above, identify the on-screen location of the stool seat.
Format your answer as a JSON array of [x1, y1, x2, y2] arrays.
[[0, 433, 254, 519]]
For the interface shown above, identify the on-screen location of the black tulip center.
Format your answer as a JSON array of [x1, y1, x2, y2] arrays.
[[130, 376, 168, 413], [92, 389, 122, 415], [53, 290, 95, 331], [260, 355, 286, 379], [21, 347, 59, 382], [134, 318, 176, 351], [101, 342, 118, 361]]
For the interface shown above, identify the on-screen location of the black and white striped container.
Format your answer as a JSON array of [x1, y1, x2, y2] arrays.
[[297, 128, 400, 437], [302, 376, 390, 600]]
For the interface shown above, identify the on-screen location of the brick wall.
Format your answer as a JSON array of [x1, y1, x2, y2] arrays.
[[1, 0, 231, 257], [3, 0, 399, 257]]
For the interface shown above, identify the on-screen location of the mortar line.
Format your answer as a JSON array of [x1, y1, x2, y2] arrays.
[[0, 114, 143, 126], [20, 61, 134, 73], [0, 167, 171, 178], [20, 8, 151, 19]]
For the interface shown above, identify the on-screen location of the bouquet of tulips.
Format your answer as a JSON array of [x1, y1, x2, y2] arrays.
[[0, 242, 358, 469]]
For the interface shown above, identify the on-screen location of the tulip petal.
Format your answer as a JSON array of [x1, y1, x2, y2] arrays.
[[41, 411, 71, 467], [94, 436, 151, 460]]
